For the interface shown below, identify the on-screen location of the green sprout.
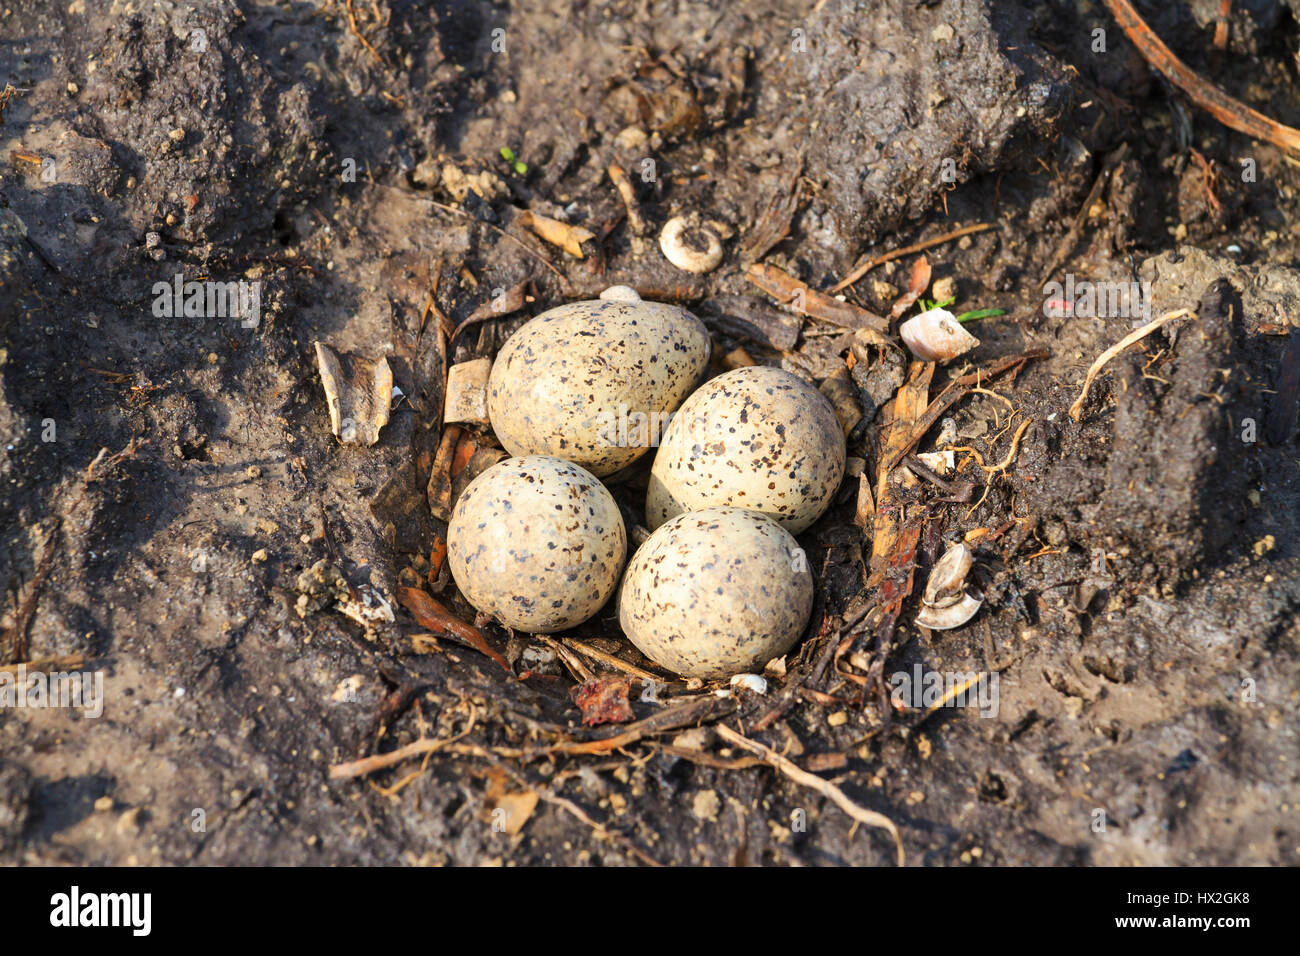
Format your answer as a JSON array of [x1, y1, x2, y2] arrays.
[[953, 308, 1005, 324], [499, 146, 528, 176], [916, 296, 1005, 324]]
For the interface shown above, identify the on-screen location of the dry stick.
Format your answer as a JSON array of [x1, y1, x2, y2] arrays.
[[1068, 309, 1192, 421], [606, 163, 648, 236], [542, 636, 594, 683], [715, 723, 905, 866], [562, 638, 663, 683], [1101, 0, 1300, 153], [881, 348, 1050, 472], [537, 694, 735, 757], [429, 201, 571, 288], [830, 223, 993, 294]]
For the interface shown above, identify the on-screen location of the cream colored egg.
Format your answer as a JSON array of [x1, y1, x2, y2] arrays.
[[619, 507, 813, 679], [447, 456, 626, 633], [646, 365, 846, 533], [487, 294, 710, 477]]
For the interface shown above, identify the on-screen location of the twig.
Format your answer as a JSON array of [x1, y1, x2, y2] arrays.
[[345, 0, 386, 68], [715, 723, 905, 865], [1101, 0, 1300, 153], [1068, 309, 1192, 421], [831, 223, 993, 293], [606, 163, 648, 236], [881, 348, 1050, 472], [329, 720, 476, 780], [562, 638, 663, 683], [545, 694, 735, 756], [542, 636, 594, 683]]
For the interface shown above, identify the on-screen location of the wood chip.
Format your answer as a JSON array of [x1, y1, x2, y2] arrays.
[[314, 342, 393, 446], [443, 357, 492, 426], [517, 210, 595, 258], [746, 263, 887, 332]]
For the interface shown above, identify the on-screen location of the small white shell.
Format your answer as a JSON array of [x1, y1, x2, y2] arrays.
[[899, 307, 979, 363], [924, 542, 974, 608], [659, 216, 723, 273], [915, 592, 982, 630], [729, 673, 768, 695]]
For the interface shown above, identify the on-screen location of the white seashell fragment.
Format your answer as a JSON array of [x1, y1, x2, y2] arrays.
[[915, 591, 982, 630], [729, 673, 768, 695], [899, 307, 979, 363], [924, 542, 974, 608], [659, 215, 723, 273]]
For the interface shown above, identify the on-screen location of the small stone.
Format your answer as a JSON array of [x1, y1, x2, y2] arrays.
[[251, 549, 268, 564], [443, 358, 493, 427], [931, 23, 955, 42], [116, 807, 144, 835], [93, 796, 113, 813], [691, 789, 721, 822], [827, 710, 848, 727], [614, 126, 649, 151], [870, 279, 899, 302], [931, 276, 957, 302], [168, 128, 186, 142]]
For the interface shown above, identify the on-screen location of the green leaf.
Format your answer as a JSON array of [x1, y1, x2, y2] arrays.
[[955, 308, 1006, 324]]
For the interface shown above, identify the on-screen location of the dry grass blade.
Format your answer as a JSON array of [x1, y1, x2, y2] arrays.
[[1068, 309, 1192, 421], [715, 723, 905, 865]]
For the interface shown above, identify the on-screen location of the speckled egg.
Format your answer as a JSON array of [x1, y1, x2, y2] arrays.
[[618, 507, 813, 679], [487, 294, 711, 477], [447, 456, 627, 633], [646, 365, 846, 533]]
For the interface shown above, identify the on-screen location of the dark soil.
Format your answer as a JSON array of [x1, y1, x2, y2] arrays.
[[1, 0, 1297, 866]]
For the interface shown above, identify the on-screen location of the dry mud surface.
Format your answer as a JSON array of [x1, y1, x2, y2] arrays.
[[1, 0, 1298, 866]]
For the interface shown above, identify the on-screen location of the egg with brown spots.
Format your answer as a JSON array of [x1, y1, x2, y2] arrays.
[[487, 292, 711, 477], [447, 456, 627, 633], [619, 507, 813, 679], [646, 365, 846, 533]]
